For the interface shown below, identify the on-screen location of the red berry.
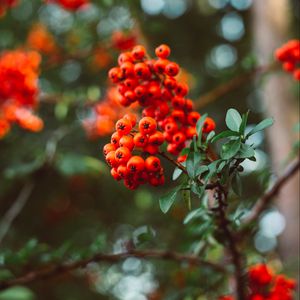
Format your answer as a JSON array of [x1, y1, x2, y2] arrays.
[[139, 117, 157, 135], [105, 151, 118, 167], [115, 147, 132, 165], [119, 135, 134, 151], [103, 143, 115, 156], [187, 111, 201, 126], [134, 62, 151, 79], [111, 132, 121, 146], [165, 62, 179, 77], [133, 132, 148, 148], [111, 168, 121, 180], [115, 118, 132, 136], [173, 132, 186, 145], [203, 117, 216, 133], [155, 44, 171, 59], [127, 156, 145, 173], [131, 45, 146, 60], [145, 156, 161, 172], [148, 131, 164, 145]]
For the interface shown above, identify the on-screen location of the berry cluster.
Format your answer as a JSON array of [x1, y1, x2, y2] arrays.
[[45, 0, 90, 11], [104, 44, 215, 187], [0, 0, 17, 17], [111, 31, 137, 52], [275, 40, 300, 81], [104, 114, 165, 189], [219, 264, 296, 300], [0, 50, 43, 138]]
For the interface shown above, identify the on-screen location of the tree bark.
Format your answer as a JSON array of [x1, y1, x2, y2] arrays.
[[252, 0, 299, 260]]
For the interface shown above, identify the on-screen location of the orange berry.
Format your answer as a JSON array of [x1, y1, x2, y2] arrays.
[[145, 156, 161, 172], [127, 156, 145, 173], [115, 147, 132, 165], [139, 117, 157, 135]]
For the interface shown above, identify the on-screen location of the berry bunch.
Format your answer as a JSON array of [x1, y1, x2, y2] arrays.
[[108, 44, 215, 156], [219, 264, 296, 300], [0, 50, 43, 138], [0, 0, 17, 17], [104, 114, 165, 189], [275, 40, 300, 81], [104, 44, 215, 188], [45, 0, 90, 11]]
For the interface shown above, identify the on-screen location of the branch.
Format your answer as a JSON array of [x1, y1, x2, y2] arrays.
[[0, 249, 225, 291], [214, 184, 246, 300], [241, 157, 300, 227], [0, 182, 34, 246], [194, 63, 277, 109], [158, 151, 187, 173]]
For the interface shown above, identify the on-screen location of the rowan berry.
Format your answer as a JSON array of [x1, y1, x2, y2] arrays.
[[148, 131, 164, 145], [134, 62, 151, 79], [120, 61, 135, 77], [115, 118, 132, 136], [145, 156, 161, 172], [139, 117, 157, 135], [127, 156, 145, 173], [164, 122, 178, 134], [153, 59, 169, 74], [111, 132, 121, 146], [119, 135, 134, 151], [203, 117, 216, 133], [143, 144, 159, 155], [123, 113, 137, 127], [165, 62, 179, 77], [187, 111, 201, 126], [118, 52, 133, 65], [155, 44, 171, 59], [133, 132, 148, 148], [131, 45, 146, 60], [117, 164, 129, 179], [134, 85, 147, 98], [105, 150, 118, 167], [111, 168, 121, 180], [173, 132, 186, 145], [103, 143, 116, 156], [115, 147, 132, 164], [108, 67, 122, 83]]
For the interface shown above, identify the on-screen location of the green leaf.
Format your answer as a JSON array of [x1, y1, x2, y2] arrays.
[[247, 118, 274, 136], [172, 167, 183, 181], [221, 139, 241, 159], [239, 111, 249, 134], [191, 182, 204, 198], [183, 207, 205, 224], [206, 130, 215, 142], [226, 109, 242, 132], [232, 173, 242, 196], [236, 144, 255, 159], [186, 152, 202, 179], [181, 189, 191, 210], [159, 189, 178, 213], [195, 165, 209, 177], [133, 226, 155, 245], [211, 130, 240, 143], [196, 113, 208, 137], [0, 286, 35, 300]]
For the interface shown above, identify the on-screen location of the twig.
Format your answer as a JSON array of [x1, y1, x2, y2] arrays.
[[0, 249, 225, 291], [194, 63, 277, 109], [158, 151, 187, 173], [214, 183, 246, 300], [241, 157, 300, 227], [0, 182, 34, 246]]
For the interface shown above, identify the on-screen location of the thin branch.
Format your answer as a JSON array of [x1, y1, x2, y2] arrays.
[[158, 151, 187, 173], [241, 157, 300, 227], [214, 183, 246, 300], [194, 63, 277, 109], [0, 249, 225, 291], [0, 182, 34, 246]]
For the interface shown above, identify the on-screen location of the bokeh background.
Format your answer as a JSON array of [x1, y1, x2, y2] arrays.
[[0, 0, 299, 299]]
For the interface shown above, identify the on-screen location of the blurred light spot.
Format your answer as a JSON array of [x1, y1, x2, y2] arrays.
[[241, 150, 267, 174], [245, 125, 264, 147], [255, 232, 277, 253], [122, 258, 142, 273], [208, 0, 229, 9], [39, 4, 74, 33], [220, 12, 244, 41], [134, 190, 152, 209], [163, 0, 187, 19], [0, 30, 14, 47], [230, 0, 252, 10], [77, 3, 101, 22], [260, 211, 286, 238], [140, 0, 164, 15], [39, 78, 54, 93], [60, 61, 81, 83], [210, 44, 237, 69]]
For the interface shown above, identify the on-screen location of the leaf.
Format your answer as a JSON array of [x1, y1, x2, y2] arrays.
[[236, 144, 255, 159], [211, 130, 240, 143], [133, 226, 155, 245], [186, 152, 202, 179], [247, 118, 274, 136], [183, 207, 205, 224], [172, 167, 183, 181], [0, 286, 35, 300], [206, 130, 215, 142], [181, 189, 191, 210], [196, 113, 208, 137], [232, 173, 242, 196], [239, 111, 249, 134], [159, 189, 178, 213], [195, 165, 209, 177], [191, 182, 204, 198], [225, 109, 242, 132], [220, 139, 241, 159]]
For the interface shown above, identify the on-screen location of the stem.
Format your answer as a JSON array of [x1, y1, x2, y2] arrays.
[[0, 249, 225, 291], [214, 184, 246, 300], [158, 151, 187, 173]]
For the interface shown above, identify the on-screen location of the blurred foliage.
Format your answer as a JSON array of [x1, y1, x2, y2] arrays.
[[0, 0, 299, 299]]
